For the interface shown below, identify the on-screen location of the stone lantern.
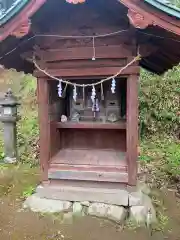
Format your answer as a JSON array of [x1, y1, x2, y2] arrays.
[[0, 89, 20, 163]]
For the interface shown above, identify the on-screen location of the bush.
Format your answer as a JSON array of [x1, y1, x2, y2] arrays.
[[171, 0, 180, 7], [17, 73, 39, 164], [139, 67, 180, 137], [0, 70, 38, 164]]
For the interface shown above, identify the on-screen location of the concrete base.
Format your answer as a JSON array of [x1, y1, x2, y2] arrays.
[[23, 182, 156, 225], [36, 184, 129, 206]]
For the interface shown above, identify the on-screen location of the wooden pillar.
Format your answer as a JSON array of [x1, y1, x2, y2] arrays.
[[37, 78, 50, 182], [126, 74, 139, 185]]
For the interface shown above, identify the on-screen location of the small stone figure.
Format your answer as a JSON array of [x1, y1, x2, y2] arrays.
[[107, 113, 118, 123], [61, 115, 67, 123], [71, 111, 80, 122]]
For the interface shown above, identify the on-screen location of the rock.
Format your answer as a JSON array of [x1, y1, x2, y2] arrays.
[[4, 156, 17, 164], [137, 182, 151, 196], [130, 194, 157, 224], [128, 191, 143, 206], [23, 194, 72, 213], [73, 202, 83, 215], [128, 182, 151, 206], [17, 208, 24, 213], [81, 201, 90, 207], [88, 203, 107, 218], [88, 203, 127, 223], [61, 115, 67, 123], [107, 205, 127, 223], [130, 206, 147, 224]]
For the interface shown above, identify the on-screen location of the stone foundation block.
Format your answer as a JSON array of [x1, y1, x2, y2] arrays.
[[88, 203, 127, 223], [23, 194, 72, 213], [130, 194, 157, 224], [73, 202, 83, 216]]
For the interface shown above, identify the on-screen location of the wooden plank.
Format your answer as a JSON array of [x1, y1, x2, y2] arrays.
[[37, 78, 50, 182], [36, 45, 134, 62], [54, 121, 126, 130], [37, 59, 127, 70], [50, 164, 127, 171], [126, 74, 139, 185], [34, 66, 139, 78], [50, 149, 126, 166], [49, 123, 61, 158], [37, 32, 132, 50], [60, 130, 126, 151], [49, 179, 127, 189], [48, 167, 128, 183], [36, 184, 129, 206]]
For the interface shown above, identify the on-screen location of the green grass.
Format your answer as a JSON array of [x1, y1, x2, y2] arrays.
[[22, 185, 36, 198], [0, 164, 39, 198], [140, 136, 180, 185]]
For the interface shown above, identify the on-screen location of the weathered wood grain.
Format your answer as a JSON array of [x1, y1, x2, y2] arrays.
[[37, 78, 50, 181], [126, 74, 139, 185]]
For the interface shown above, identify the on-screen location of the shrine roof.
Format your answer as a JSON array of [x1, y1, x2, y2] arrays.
[[1, 0, 180, 29], [0, 0, 30, 27], [1, 0, 180, 74], [144, 0, 180, 18]]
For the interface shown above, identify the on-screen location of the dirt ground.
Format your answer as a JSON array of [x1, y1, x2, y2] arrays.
[[1, 165, 180, 240]]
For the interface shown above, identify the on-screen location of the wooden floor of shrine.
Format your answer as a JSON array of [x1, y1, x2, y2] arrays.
[[48, 148, 128, 183]]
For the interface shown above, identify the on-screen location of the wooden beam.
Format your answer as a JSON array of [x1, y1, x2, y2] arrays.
[[49, 123, 61, 159], [36, 45, 135, 62], [37, 78, 50, 182], [36, 59, 127, 70], [34, 66, 139, 78], [126, 74, 139, 185], [50, 164, 127, 171], [54, 121, 126, 130]]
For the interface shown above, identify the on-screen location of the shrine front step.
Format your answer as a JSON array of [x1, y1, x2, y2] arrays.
[[36, 184, 129, 206], [48, 167, 128, 183]]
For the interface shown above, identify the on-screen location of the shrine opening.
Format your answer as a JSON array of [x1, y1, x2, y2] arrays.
[[1, 0, 180, 204]]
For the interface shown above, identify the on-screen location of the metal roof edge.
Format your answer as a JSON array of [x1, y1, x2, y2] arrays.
[[144, 0, 180, 19], [0, 0, 30, 27]]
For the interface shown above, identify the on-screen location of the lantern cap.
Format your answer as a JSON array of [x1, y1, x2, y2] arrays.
[[0, 89, 19, 106]]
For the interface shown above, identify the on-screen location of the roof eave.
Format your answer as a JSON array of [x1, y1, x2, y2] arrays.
[[0, 0, 30, 27], [144, 0, 180, 19], [0, 0, 47, 42]]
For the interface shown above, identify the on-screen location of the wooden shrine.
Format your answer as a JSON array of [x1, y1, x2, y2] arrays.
[[1, 0, 180, 202]]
